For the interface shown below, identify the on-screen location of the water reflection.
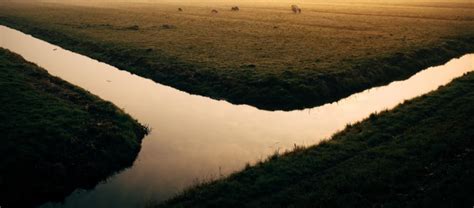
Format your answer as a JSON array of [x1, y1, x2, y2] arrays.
[[0, 25, 473, 208]]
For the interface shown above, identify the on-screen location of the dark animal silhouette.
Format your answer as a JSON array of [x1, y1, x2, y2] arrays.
[[211, 9, 219, 14], [291, 5, 301, 13], [231, 6, 240, 11], [178, 8, 183, 12]]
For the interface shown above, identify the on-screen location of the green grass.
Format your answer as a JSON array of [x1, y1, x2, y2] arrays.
[[0, 48, 148, 208], [156, 71, 474, 208], [0, 1, 472, 110]]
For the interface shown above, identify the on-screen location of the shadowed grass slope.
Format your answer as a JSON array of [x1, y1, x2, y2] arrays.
[[0, 48, 148, 208], [157, 71, 474, 208]]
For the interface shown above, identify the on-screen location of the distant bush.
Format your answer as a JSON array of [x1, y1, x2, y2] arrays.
[[124, 25, 139, 30]]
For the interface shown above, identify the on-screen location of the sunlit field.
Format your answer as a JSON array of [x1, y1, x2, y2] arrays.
[[40, 0, 473, 72], [0, 0, 472, 109]]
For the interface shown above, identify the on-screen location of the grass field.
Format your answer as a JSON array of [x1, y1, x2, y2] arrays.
[[0, 48, 148, 208], [156, 71, 474, 208], [0, 0, 472, 110]]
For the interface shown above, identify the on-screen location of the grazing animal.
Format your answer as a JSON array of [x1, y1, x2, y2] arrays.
[[231, 6, 240, 11], [178, 8, 183, 12], [291, 5, 301, 13], [211, 9, 219, 14]]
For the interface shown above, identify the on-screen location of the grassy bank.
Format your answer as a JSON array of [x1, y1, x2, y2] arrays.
[[0, 48, 148, 208], [0, 1, 473, 110], [157, 71, 474, 207]]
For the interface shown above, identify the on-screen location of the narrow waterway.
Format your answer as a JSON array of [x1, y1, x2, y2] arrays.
[[0, 25, 473, 208]]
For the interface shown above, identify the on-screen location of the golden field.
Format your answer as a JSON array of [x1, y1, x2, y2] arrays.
[[1, 0, 473, 109]]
